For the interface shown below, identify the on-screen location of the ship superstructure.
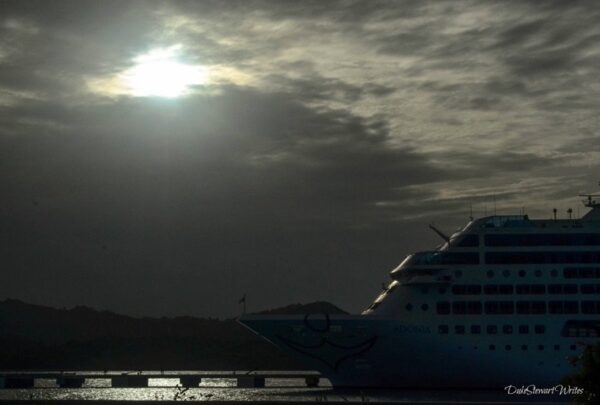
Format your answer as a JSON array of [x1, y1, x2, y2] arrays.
[[240, 194, 600, 388]]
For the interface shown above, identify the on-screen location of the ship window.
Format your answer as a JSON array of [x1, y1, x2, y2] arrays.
[[551, 269, 558, 277], [548, 284, 578, 294], [455, 325, 465, 334], [570, 345, 577, 350], [489, 345, 496, 350], [486, 270, 494, 278], [405, 303, 413, 311], [564, 267, 600, 279], [449, 301, 481, 314], [485, 233, 600, 247], [487, 252, 600, 265], [516, 301, 546, 314], [515, 284, 545, 294], [438, 325, 449, 334], [421, 304, 429, 311], [535, 270, 542, 277], [487, 325, 497, 334], [519, 325, 529, 334], [562, 321, 600, 337], [467, 301, 482, 314], [565, 301, 579, 313], [413, 251, 479, 265], [484, 284, 514, 295], [505, 345, 512, 351], [437, 302, 450, 315], [457, 234, 479, 247], [468, 285, 481, 294], [549, 301, 579, 314], [580, 284, 600, 294], [452, 301, 466, 314], [519, 270, 526, 277], [535, 325, 545, 334], [471, 325, 481, 334], [554, 345, 560, 351], [503, 325, 513, 334], [502, 270, 510, 278], [452, 284, 481, 295], [521, 345, 528, 350], [538, 345, 544, 351], [484, 301, 514, 314], [581, 301, 600, 314], [484, 285, 498, 294]]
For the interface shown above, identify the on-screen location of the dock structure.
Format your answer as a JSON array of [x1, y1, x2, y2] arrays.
[[0, 371, 321, 389]]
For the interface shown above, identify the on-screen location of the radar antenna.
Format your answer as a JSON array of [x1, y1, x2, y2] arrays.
[[579, 193, 600, 208]]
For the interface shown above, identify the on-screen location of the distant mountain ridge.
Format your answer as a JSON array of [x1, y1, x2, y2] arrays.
[[0, 298, 347, 370]]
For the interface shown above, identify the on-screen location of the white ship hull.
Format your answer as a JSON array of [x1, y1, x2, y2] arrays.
[[240, 314, 591, 388]]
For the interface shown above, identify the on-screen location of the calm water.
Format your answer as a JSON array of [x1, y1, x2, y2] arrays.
[[0, 373, 575, 403]]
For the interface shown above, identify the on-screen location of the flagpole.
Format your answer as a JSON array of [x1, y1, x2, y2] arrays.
[[239, 294, 247, 315]]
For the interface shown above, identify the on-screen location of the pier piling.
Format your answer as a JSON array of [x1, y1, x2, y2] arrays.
[[305, 376, 320, 387], [236, 376, 265, 388], [3, 377, 34, 388], [111, 375, 148, 388], [179, 376, 201, 387], [57, 376, 85, 388]]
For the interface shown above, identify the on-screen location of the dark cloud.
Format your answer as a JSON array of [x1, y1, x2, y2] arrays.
[[265, 74, 396, 104], [0, 85, 450, 316]]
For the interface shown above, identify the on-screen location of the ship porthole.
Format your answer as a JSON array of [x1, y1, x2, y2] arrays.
[[405, 303, 413, 311]]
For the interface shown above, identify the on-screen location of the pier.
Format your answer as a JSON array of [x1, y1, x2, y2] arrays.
[[0, 371, 322, 389]]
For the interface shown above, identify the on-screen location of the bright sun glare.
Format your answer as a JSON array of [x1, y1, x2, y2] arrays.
[[124, 46, 207, 98]]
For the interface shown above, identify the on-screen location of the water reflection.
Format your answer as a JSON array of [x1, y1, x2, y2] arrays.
[[1, 377, 570, 403]]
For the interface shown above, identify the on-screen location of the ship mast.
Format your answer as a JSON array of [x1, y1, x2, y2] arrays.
[[579, 192, 600, 220]]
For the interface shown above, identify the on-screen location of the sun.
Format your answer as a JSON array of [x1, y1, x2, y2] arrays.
[[124, 46, 207, 98]]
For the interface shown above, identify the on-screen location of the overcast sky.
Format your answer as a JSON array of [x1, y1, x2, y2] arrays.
[[1, 0, 599, 317]]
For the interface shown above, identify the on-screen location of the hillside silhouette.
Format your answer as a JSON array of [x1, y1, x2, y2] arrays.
[[0, 299, 347, 370]]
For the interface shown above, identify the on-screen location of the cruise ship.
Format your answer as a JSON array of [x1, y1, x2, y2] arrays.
[[239, 194, 600, 388]]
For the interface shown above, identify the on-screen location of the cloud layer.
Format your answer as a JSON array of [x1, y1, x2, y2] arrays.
[[1, 0, 599, 316]]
